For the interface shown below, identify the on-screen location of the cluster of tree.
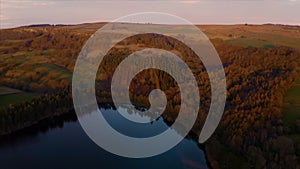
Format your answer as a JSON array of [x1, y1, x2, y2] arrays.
[[0, 88, 72, 135], [205, 44, 300, 169], [95, 34, 300, 169]]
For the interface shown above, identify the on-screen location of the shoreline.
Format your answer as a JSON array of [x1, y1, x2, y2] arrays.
[[0, 106, 217, 169], [0, 107, 73, 136]]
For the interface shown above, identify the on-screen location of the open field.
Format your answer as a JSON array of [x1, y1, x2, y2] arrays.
[[200, 24, 300, 51], [283, 74, 300, 128], [0, 86, 37, 107], [0, 93, 36, 107]]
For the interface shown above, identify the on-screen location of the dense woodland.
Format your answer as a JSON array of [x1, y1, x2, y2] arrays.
[[0, 25, 300, 169], [96, 34, 300, 169], [0, 88, 72, 135]]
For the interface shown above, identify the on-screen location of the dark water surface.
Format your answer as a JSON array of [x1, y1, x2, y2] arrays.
[[0, 107, 209, 169]]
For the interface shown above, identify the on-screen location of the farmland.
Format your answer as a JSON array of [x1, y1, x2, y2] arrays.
[[0, 86, 36, 107]]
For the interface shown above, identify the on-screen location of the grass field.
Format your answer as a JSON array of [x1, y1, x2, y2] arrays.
[[225, 38, 276, 49], [225, 35, 300, 51], [283, 73, 300, 128], [33, 63, 72, 82], [0, 86, 37, 107], [200, 24, 300, 52]]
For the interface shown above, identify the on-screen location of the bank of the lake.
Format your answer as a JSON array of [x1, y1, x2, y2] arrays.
[[0, 107, 210, 169]]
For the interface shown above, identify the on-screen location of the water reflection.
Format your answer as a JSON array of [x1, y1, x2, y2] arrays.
[[0, 105, 210, 169], [0, 112, 77, 147]]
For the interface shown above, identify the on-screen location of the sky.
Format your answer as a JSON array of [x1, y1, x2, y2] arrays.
[[1, 0, 300, 28]]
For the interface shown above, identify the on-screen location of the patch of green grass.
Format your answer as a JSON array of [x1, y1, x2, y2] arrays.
[[257, 33, 300, 51], [283, 105, 300, 129], [33, 63, 72, 81], [224, 32, 300, 51], [0, 93, 37, 107], [225, 38, 276, 49], [282, 72, 300, 128], [0, 86, 38, 107]]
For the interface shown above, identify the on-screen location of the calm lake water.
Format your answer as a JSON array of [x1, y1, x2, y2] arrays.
[[0, 107, 209, 169]]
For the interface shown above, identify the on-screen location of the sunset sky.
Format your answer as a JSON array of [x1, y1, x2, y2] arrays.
[[1, 0, 300, 28]]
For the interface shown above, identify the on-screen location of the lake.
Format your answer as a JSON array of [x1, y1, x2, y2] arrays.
[[0, 106, 209, 169]]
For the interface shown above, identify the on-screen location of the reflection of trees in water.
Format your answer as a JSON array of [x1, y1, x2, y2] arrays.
[[96, 102, 206, 143], [0, 111, 77, 147]]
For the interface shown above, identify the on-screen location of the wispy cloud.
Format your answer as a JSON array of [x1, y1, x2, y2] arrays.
[[1, 0, 56, 9], [0, 14, 9, 21], [179, 0, 200, 4]]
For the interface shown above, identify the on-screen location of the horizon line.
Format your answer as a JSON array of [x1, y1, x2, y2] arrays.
[[1, 21, 300, 29]]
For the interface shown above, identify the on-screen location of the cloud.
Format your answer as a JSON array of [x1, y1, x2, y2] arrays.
[[1, 0, 56, 9], [179, 1, 200, 4], [0, 15, 9, 21]]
